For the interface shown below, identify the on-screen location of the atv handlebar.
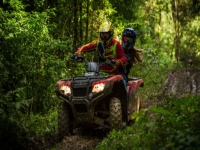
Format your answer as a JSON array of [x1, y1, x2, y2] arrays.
[[99, 59, 115, 66], [71, 54, 85, 62], [71, 54, 115, 66]]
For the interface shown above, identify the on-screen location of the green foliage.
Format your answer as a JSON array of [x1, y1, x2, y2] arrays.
[[21, 108, 58, 141], [1, 0, 200, 149], [0, 108, 58, 149], [131, 48, 173, 103], [0, 5, 68, 113], [0, 2, 69, 148], [96, 96, 200, 150], [179, 16, 200, 68], [6, 0, 25, 10]]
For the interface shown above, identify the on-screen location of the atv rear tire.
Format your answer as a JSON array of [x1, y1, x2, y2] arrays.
[[58, 102, 70, 141], [109, 97, 122, 130]]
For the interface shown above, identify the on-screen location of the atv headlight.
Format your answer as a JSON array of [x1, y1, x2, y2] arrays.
[[60, 85, 71, 95], [92, 83, 105, 93]]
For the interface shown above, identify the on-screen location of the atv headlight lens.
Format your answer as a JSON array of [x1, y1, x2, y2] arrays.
[[60, 85, 71, 95], [92, 83, 105, 93]]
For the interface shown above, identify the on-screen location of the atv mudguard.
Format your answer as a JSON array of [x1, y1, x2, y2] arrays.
[[126, 78, 144, 121]]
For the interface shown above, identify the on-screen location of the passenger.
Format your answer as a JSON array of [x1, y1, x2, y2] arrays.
[[119, 27, 143, 80]]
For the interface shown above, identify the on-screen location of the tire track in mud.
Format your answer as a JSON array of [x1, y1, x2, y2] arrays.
[[58, 128, 109, 150]]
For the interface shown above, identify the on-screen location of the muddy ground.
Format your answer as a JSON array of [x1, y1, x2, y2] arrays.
[[57, 128, 109, 150]]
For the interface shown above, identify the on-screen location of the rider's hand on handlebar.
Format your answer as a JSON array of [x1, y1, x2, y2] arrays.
[[110, 59, 115, 65], [71, 53, 78, 60], [106, 59, 115, 65], [71, 53, 85, 62], [100, 59, 115, 66]]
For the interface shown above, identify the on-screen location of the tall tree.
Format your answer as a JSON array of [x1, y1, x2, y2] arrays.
[[172, 0, 181, 62]]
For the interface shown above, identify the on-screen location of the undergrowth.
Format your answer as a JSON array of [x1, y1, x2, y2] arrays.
[[95, 95, 200, 150], [0, 108, 58, 150]]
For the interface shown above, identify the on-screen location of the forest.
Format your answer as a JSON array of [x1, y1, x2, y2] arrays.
[[0, 0, 200, 149]]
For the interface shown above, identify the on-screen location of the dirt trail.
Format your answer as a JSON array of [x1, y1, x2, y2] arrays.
[[58, 128, 109, 150]]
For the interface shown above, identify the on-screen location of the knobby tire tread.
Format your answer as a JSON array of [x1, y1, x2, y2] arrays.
[[58, 102, 70, 141], [109, 97, 122, 130]]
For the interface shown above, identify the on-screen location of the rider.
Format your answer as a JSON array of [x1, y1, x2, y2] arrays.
[[72, 21, 128, 82], [120, 27, 143, 79]]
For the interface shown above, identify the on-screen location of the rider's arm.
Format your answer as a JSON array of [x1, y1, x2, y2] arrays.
[[75, 39, 99, 55]]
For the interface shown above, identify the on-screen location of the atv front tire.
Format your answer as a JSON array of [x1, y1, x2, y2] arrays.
[[58, 102, 70, 141], [109, 97, 122, 130]]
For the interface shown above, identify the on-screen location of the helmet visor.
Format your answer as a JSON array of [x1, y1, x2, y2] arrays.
[[122, 36, 134, 50], [123, 36, 134, 43], [100, 32, 110, 41], [100, 32, 109, 38]]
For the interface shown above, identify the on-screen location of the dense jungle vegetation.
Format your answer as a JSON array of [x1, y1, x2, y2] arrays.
[[0, 0, 200, 149]]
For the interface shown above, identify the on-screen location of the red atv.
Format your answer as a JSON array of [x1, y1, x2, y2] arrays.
[[56, 56, 144, 140]]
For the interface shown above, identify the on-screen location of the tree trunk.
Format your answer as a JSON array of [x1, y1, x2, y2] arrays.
[[85, 0, 89, 43], [73, 0, 78, 49], [163, 69, 200, 97], [172, 0, 181, 63], [79, 0, 83, 45]]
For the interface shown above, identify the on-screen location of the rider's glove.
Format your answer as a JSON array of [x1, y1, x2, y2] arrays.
[[71, 53, 85, 62], [104, 59, 115, 66], [110, 59, 115, 65], [71, 53, 78, 60]]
